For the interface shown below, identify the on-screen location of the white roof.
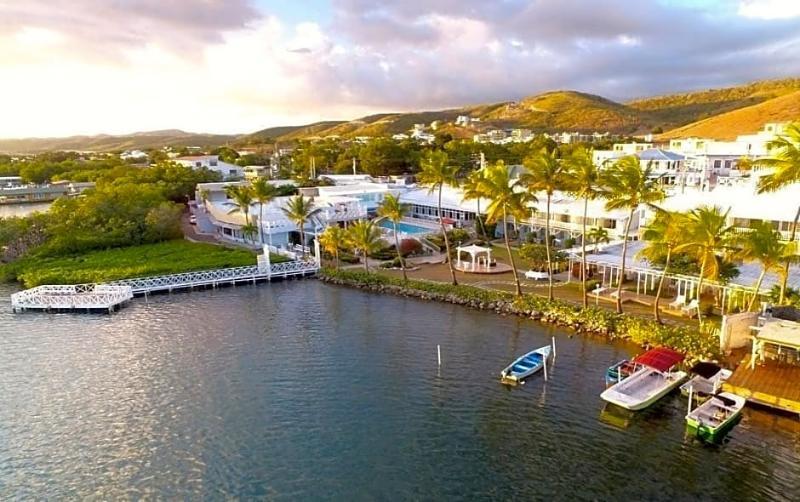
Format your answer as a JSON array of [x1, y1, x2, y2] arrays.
[[529, 192, 630, 219], [660, 181, 800, 222], [583, 241, 800, 291], [401, 186, 488, 213]]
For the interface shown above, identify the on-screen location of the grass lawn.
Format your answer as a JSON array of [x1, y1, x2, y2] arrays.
[[2, 240, 288, 288]]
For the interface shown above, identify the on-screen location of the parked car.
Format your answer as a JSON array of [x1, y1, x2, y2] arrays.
[[189, 215, 197, 225]]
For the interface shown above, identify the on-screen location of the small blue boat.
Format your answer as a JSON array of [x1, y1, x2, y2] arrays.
[[605, 359, 638, 386], [501, 345, 552, 383]]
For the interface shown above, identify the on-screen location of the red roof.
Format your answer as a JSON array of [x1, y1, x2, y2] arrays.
[[634, 347, 684, 372]]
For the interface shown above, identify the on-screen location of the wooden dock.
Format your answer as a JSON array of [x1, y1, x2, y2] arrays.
[[723, 356, 800, 416]]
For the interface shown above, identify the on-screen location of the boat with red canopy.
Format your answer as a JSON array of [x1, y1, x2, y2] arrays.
[[600, 347, 687, 411]]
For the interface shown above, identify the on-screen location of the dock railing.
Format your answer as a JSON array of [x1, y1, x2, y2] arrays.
[[11, 284, 134, 311]]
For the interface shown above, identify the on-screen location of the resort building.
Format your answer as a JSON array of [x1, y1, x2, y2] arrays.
[[400, 185, 488, 227], [175, 155, 243, 180], [525, 193, 644, 244], [194, 180, 366, 249]]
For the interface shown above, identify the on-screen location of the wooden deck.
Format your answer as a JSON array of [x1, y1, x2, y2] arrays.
[[724, 356, 800, 415]]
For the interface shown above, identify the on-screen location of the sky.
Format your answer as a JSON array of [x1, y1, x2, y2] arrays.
[[1, 0, 799, 138]]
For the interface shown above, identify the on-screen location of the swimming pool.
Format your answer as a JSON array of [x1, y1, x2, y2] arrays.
[[376, 219, 438, 235]]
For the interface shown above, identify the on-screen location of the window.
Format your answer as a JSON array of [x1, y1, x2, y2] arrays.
[[229, 169, 237, 176], [195, 162, 201, 168], [210, 160, 218, 167], [713, 160, 722, 168]]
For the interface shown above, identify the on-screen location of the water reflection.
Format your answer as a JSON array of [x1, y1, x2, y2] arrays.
[[0, 281, 798, 499]]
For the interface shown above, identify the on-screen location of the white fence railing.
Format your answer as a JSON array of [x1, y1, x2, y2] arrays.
[[11, 284, 133, 311], [110, 261, 319, 294]]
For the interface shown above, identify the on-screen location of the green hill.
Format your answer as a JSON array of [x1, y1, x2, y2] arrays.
[[0, 130, 237, 154], [659, 90, 800, 140], [629, 77, 800, 130], [4, 77, 800, 152]]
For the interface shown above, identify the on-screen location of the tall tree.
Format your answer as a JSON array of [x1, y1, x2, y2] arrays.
[[281, 195, 321, 257], [346, 220, 383, 272], [563, 146, 602, 308], [735, 221, 798, 311], [674, 205, 735, 323], [418, 150, 460, 285], [602, 156, 666, 313], [251, 177, 278, 245], [225, 184, 254, 242], [461, 168, 490, 242], [479, 160, 535, 295], [638, 210, 687, 323], [756, 122, 800, 303], [319, 225, 346, 269], [377, 194, 410, 281], [522, 147, 569, 301]]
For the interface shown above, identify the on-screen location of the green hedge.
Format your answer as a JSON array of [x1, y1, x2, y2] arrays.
[[1, 240, 283, 288], [321, 268, 719, 361]]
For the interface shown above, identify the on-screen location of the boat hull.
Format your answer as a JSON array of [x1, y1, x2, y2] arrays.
[[685, 392, 745, 442], [686, 413, 742, 442], [501, 346, 551, 383], [600, 369, 687, 411]]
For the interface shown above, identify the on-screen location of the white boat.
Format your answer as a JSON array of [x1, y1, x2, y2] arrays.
[[686, 392, 745, 442], [500, 345, 551, 383], [600, 347, 686, 411], [680, 362, 732, 403]]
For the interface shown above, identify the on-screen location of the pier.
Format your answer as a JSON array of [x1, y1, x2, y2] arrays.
[[11, 259, 319, 313], [724, 356, 800, 415], [10, 284, 134, 313]]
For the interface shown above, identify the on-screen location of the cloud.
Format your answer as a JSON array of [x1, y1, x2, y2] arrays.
[[1, 0, 800, 137], [738, 0, 800, 19]]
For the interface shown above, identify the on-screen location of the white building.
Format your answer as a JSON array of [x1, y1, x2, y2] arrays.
[[120, 149, 147, 161], [175, 155, 243, 180], [195, 181, 366, 249]]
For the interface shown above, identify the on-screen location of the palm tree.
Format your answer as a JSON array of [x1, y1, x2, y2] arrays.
[[521, 147, 571, 301], [377, 194, 410, 281], [479, 160, 534, 295], [602, 156, 666, 313], [319, 225, 346, 269], [588, 227, 610, 253], [638, 210, 686, 323], [756, 122, 800, 303], [346, 220, 383, 272], [674, 205, 735, 323], [564, 146, 602, 308], [225, 185, 254, 242], [418, 150, 460, 285], [281, 195, 321, 257], [735, 221, 798, 311], [251, 177, 278, 245], [462, 169, 490, 242], [241, 222, 258, 244]]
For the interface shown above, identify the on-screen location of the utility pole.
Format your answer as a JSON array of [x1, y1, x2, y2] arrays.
[[352, 157, 357, 175]]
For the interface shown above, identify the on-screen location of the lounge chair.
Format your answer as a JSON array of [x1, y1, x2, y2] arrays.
[[525, 270, 549, 280], [681, 299, 700, 318], [668, 294, 686, 310]]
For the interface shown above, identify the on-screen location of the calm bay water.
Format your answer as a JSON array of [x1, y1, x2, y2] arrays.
[[1, 281, 798, 500]]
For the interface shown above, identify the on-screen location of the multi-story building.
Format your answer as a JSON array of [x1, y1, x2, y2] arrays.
[[175, 155, 243, 180]]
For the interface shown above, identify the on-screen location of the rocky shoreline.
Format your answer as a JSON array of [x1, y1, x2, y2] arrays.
[[319, 269, 720, 362]]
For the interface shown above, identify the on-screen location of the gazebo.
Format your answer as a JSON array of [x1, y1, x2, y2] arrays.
[[455, 244, 493, 272]]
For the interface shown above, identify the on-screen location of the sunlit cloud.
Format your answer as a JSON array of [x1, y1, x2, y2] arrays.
[[0, 0, 799, 138]]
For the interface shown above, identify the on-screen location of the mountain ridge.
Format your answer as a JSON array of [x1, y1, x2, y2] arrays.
[[2, 77, 799, 154]]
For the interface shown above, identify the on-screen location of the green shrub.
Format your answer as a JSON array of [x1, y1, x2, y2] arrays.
[[322, 268, 719, 361]]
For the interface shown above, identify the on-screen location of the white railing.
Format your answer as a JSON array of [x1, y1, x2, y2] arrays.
[[109, 261, 319, 294], [11, 284, 133, 311]]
